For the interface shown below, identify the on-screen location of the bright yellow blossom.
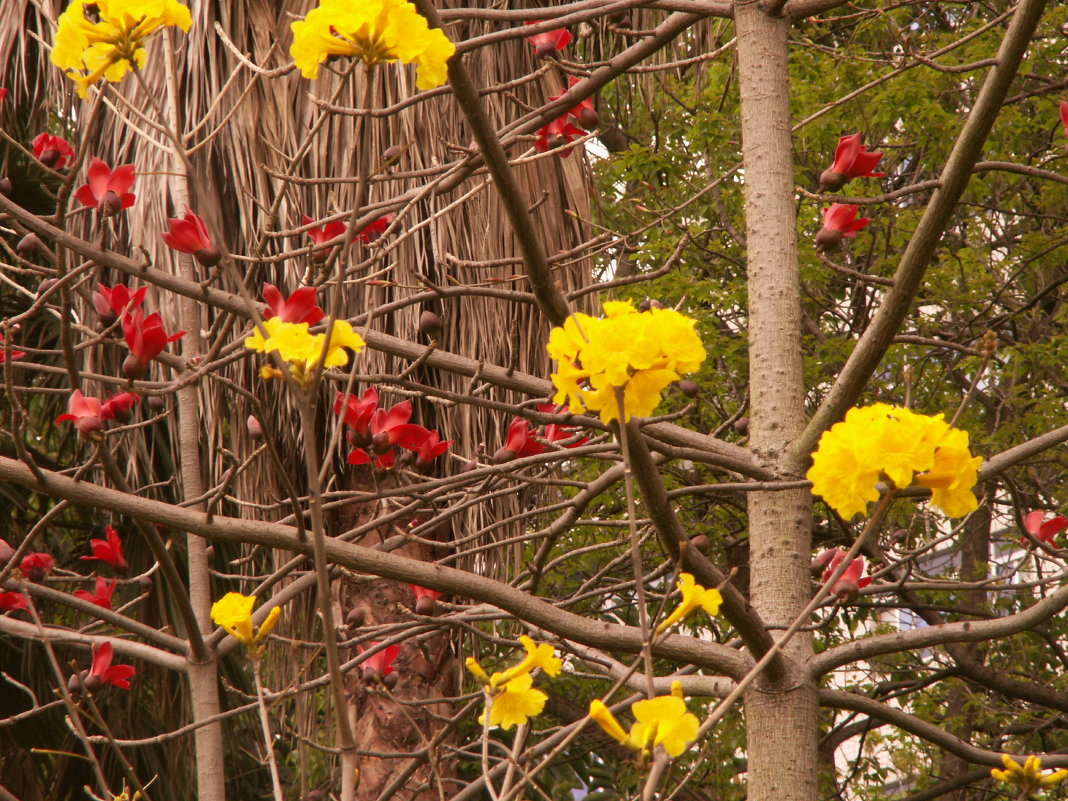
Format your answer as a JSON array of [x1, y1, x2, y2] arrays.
[[245, 317, 365, 389], [290, 0, 455, 91], [467, 636, 559, 729], [991, 754, 1068, 796], [547, 300, 706, 424], [655, 573, 722, 634], [589, 682, 699, 758], [51, 0, 192, 97], [210, 592, 282, 657], [479, 673, 548, 730], [806, 404, 982, 519]]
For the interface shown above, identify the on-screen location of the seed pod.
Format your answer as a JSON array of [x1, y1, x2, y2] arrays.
[[17, 233, 41, 258], [0, 539, 13, 565], [415, 594, 437, 616], [688, 534, 709, 552], [139, 575, 154, 592], [345, 607, 366, 628], [419, 310, 443, 338], [37, 278, 58, 299], [83, 673, 102, 693], [676, 380, 699, 398], [122, 354, 147, 380], [146, 395, 167, 413]]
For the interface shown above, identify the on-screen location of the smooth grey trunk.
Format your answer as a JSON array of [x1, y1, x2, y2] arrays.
[[734, 3, 817, 801]]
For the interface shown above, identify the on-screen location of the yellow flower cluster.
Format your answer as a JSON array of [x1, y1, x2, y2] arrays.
[[290, 0, 455, 90], [589, 682, 699, 758], [211, 592, 281, 657], [245, 317, 365, 389], [806, 404, 982, 519], [547, 301, 706, 424], [656, 573, 722, 634], [466, 636, 561, 730], [51, 0, 192, 97], [992, 754, 1068, 796]]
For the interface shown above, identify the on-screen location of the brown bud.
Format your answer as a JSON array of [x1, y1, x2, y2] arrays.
[[0, 177, 12, 195], [17, 233, 42, 258], [345, 607, 366, 628], [676, 380, 699, 398], [139, 575, 154, 592], [194, 245, 222, 268], [97, 309, 118, 329], [608, 9, 629, 23], [146, 395, 167, 413], [419, 310, 443, 338], [534, 40, 558, 58], [100, 190, 125, 217], [122, 354, 147, 380], [306, 792, 326, 801], [814, 227, 842, 253], [37, 278, 58, 300], [382, 145, 402, 164], [83, 673, 102, 693], [733, 416, 749, 435], [492, 447, 516, 464], [68, 672, 85, 697], [688, 534, 709, 552], [460, 457, 479, 473], [818, 169, 846, 193], [415, 595, 437, 616], [578, 107, 601, 130], [247, 415, 263, 440], [0, 539, 14, 565], [382, 671, 399, 690], [637, 298, 665, 312]]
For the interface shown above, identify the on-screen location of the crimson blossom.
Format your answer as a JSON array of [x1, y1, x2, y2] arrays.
[[20, 552, 54, 583], [81, 525, 128, 573], [85, 642, 136, 691], [0, 333, 25, 363], [819, 548, 873, 602], [819, 132, 885, 191], [163, 210, 222, 267], [525, 22, 572, 57], [75, 577, 117, 610], [57, 389, 104, 436], [74, 157, 136, 215], [358, 642, 401, 681], [262, 283, 325, 325], [0, 592, 27, 613], [32, 133, 74, 169], [815, 203, 870, 252], [1022, 510, 1068, 547], [93, 283, 146, 327], [121, 310, 186, 378]]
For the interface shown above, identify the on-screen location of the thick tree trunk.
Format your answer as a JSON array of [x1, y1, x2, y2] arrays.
[[733, 3, 818, 801]]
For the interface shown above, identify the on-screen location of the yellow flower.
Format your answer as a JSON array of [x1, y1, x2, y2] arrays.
[[992, 754, 1068, 796], [807, 404, 982, 519], [546, 301, 706, 424], [290, 0, 456, 91], [479, 673, 547, 730], [589, 683, 699, 758], [211, 592, 281, 655], [245, 318, 365, 389], [466, 636, 561, 688], [656, 573, 722, 634], [51, 0, 192, 97]]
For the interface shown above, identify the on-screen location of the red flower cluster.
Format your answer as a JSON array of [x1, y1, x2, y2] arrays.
[[819, 133, 885, 192], [82, 525, 128, 573], [335, 387, 451, 469], [32, 133, 74, 170], [536, 78, 599, 158], [493, 405, 587, 463], [1022, 510, 1068, 548], [74, 157, 136, 215], [163, 210, 222, 267], [817, 548, 872, 602], [93, 283, 147, 327], [121, 309, 186, 379], [526, 22, 572, 58], [262, 283, 324, 325], [57, 390, 141, 436], [815, 203, 869, 252], [358, 641, 400, 681], [21, 552, 54, 583]]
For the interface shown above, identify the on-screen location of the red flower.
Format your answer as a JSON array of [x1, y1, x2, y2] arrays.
[[551, 77, 599, 130], [1060, 101, 1068, 140], [87, 642, 135, 690], [336, 387, 380, 447], [495, 418, 546, 463], [358, 641, 400, 680], [20, 552, 54, 583], [0, 333, 25, 363], [815, 203, 869, 252], [535, 115, 587, 158], [0, 88, 6, 103], [75, 577, 117, 610], [0, 592, 27, 613], [820, 548, 872, 601], [32, 133, 75, 170], [93, 283, 147, 327], [163, 210, 222, 267], [57, 389, 104, 436], [410, 584, 444, 615], [539, 403, 588, 448], [358, 214, 395, 244], [74, 157, 136, 214], [1022, 510, 1068, 547], [526, 22, 572, 57], [263, 283, 325, 325], [302, 214, 347, 260], [121, 310, 186, 378], [81, 525, 128, 573], [100, 392, 140, 423], [415, 431, 451, 467], [348, 398, 433, 469], [819, 133, 885, 191]]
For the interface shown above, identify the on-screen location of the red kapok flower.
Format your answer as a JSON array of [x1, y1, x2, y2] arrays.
[[815, 203, 869, 252], [819, 133, 885, 191], [121, 310, 186, 378], [81, 525, 128, 573], [336, 387, 379, 447], [0, 333, 26, 363], [0, 88, 6, 103], [552, 77, 600, 130], [1022, 510, 1068, 548], [75, 577, 117, 610], [32, 133, 75, 170], [526, 22, 572, 57], [21, 552, 54, 583], [302, 214, 347, 261], [415, 431, 451, 468], [535, 115, 587, 158], [74, 157, 136, 215], [163, 210, 222, 267], [539, 403, 588, 448], [1060, 101, 1068, 141], [411, 584, 444, 614], [358, 641, 401, 680], [57, 389, 105, 436], [86, 642, 136, 691], [262, 283, 325, 325], [494, 418, 546, 463], [0, 592, 27, 613], [100, 392, 140, 423], [820, 548, 872, 602], [358, 214, 395, 244], [93, 283, 147, 327]]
